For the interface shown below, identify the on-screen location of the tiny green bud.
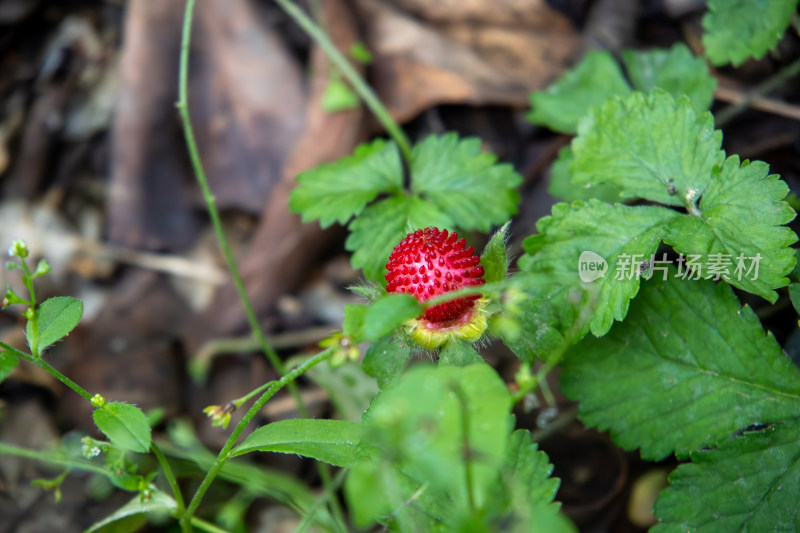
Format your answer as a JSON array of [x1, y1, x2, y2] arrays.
[[5, 261, 17, 271], [321, 332, 360, 367], [33, 259, 51, 277], [3, 288, 27, 307], [24, 308, 34, 320], [515, 363, 534, 389], [81, 437, 104, 458], [90, 394, 106, 408], [8, 240, 28, 259]]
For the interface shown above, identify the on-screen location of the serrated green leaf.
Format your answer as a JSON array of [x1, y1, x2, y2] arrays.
[[362, 334, 412, 388], [547, 146, 622, 203], [347, 195, 454, 282], [571, 90, 724, 208], [411, 134, 522, 232], [0, 350, 17, 384], [439, 337, 482, 366], [561, 273, 800, 460], [504, 429, 560, 507], [519, 200, 679, 336], [93, 402, 152, 454], [622, 43, 716, 111], [527, 51, 631, 134], [289, 139, 403, 228], [481, 222, 510, 284], [653, 420, 800, 532], [663, 156, 797, 303], [702, 0, 799, 66], [231, 419, 365, 467], [27, 296, 83, 353], [86, 490, 176, 533], [321, 78, 360, 113]]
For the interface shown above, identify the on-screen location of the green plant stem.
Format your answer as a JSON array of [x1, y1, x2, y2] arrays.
[[191, 517, 233, 533], [232, 380, 275, 409], [716, 55, 800, 126], [180, 348, 334, 533], [152, 442, 186, 515], [18, 258, 40, 357], [0, 441, 111, 477], [177, 0, 286, 379], [272, 0, 412, 165], [178, 1, 345, 527], [0, 342, 94, 402], [450, 383, 476, 513]]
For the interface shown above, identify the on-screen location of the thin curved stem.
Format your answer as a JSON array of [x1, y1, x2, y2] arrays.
[[152, 442, 186, 515], [180, 348, 334, 532], [0, 441, 111, 477], [272, 0, 412, 164], [1, 342, 94, 402]]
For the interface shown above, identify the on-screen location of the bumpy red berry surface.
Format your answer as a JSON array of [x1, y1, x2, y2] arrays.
[[385, 227, 485, 324]]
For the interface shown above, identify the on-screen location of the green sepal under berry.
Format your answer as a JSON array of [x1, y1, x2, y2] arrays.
[[702, 0, 799, 67], [653, 420, 800, 532], [561, 273, 800, 461]]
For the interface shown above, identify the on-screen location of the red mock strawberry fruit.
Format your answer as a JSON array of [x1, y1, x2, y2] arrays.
[[385, 227, 488, 348]]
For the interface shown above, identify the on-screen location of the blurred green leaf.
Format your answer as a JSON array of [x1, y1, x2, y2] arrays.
[[362, 334, 412, 388], [527, 51, 631, 134], [702, 0, 799, 66], [439, 338, 482, 366], [346, 364, 512, 529], [361, 293, 422, 342], [622, 43, 716, 111], [321, 78, 360, 113], [86, 490, 176, 533], [0, 350, 17, 384], [547, 146, 621, 203]]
